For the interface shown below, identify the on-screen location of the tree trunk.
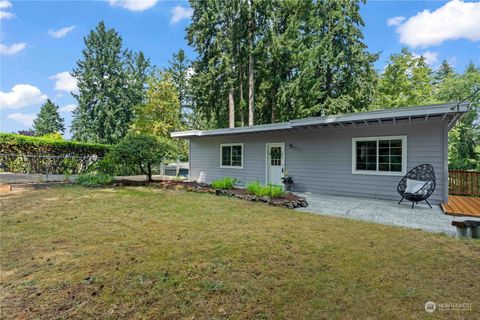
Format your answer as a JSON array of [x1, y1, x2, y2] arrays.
[[248, 0, 255, 126], [239, 62, 245, 127], [147, 164, 152, 182], [228, 86, 235, 128], [271, 87, 276, 123]]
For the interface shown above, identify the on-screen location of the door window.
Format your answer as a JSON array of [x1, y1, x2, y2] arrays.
[[270, 146, 282, 166]]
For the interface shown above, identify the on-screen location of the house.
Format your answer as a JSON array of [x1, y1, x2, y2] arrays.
[[171, 103, 469, 205]]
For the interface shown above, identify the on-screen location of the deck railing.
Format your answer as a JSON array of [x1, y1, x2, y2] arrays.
[[449, 170, 480, 196]]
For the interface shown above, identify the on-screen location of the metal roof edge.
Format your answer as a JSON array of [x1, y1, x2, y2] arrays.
[[170, 102, 469, 138]]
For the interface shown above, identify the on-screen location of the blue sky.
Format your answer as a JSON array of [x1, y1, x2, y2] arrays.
[[1, 0, 479, 136]]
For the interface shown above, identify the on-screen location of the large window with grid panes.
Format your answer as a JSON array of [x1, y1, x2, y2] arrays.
[[352, 136, 406, 176]]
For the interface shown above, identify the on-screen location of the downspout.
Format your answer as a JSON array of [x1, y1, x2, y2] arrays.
[[188, 139, 191, 181]]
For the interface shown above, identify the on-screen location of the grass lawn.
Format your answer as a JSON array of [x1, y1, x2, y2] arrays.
[[1, 186, 479, 319]]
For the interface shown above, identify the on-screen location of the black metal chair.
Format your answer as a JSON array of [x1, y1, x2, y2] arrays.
[[397, 164, 436, 209]]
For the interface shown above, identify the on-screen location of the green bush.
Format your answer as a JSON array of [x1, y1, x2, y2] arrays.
[[110, 133, 177, 181], [246, 181, 285, 198], [0, 133, 110, 174], [75, 173, 114, 187], [211, 177, 239, 190]]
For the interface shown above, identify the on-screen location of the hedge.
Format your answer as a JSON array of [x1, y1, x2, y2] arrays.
[[0, 133, 111, 174]]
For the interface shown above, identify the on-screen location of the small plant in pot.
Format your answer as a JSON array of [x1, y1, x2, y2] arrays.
[[281, 170, 294, 191]]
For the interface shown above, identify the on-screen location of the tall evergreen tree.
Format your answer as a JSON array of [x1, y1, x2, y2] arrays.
[[33, 99, 65, 136], [187, 0, 244, 128], [434, 60, 455, 84], [71, 21, 149, 144], [167, 49, 193, 126], [187, 0, 377, 128], [291, 0, 378, 117]]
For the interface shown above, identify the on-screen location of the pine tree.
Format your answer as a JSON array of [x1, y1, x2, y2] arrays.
[[167, 49, 192, 126], [33, 99, 65, 136], [434, 60, 455, 84], [71, 21, 149, 144], [292, 0, 378, 117], [187, 0, 378, 127], [187, 0, 243, 128]]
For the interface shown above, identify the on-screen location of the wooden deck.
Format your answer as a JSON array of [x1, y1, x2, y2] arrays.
[[442, 195, 480, 218]]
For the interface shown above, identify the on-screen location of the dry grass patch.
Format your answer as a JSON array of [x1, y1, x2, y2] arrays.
[[1, 186, 479, 319]]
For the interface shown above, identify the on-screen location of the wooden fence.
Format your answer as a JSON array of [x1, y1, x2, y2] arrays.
[[449, 170, 480, 196]]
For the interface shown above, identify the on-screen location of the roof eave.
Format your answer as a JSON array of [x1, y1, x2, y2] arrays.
[[170, 103, 470, 138]]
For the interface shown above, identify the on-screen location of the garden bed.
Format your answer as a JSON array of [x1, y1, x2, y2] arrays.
[[113, 179, 308, 209]]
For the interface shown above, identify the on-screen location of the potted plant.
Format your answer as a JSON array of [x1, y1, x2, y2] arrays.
[[281, 170, 294, 191]]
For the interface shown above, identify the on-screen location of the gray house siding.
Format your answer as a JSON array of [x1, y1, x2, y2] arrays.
[[189, 118, 447, 204]]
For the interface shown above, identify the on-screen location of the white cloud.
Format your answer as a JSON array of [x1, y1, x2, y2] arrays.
[[170, 6, 193, 25], [413, 50, 439, 66], [59, 104, 77, 113], [0, 0, 13, 20], [0, 0, 12, 9], [49, 71, 78, 93], [107, 0, 157, 11], [0, 43, 26, 55], [0, 10, 13, 19], [396, 0, 480, 48], [0, 84, 47, 109], [387, 16, 405, 27], [7, 113, 35, 127], [49, 25, 75, 38]]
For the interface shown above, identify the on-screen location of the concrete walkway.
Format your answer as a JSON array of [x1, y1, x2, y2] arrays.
[[295, 192, 480, 236]]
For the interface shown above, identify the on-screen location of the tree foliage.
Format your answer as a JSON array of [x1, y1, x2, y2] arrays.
[[71, 21, 150, 144], [373, 49, 479, 170], [187, 0, 377, 128], [33, 99, 65, 136], [111, 133, 177, 181], [437, 63, 480, 170], [131, 73, 182, 137], [372, 48, 435, 109]]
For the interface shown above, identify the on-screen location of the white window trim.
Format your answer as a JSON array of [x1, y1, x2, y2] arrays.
[[220, 143, 244, 169], [351, 135, 407, 176]]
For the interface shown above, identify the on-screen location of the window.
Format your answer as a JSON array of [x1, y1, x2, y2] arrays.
[[270, 146, 282, 166], [352, 136, 406, 175], [220, 143, 243, 168]]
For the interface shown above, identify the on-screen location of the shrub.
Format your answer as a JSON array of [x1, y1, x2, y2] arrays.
[[211, 177, 239, 190], [246, 181, 285, 198], [111, 133, 177, 181], [41, 132, 64, 140], [0, 133, 110, 174], [75, 173, 114, 187]]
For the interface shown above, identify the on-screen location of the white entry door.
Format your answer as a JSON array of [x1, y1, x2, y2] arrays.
[[266, 143, 285, 186]]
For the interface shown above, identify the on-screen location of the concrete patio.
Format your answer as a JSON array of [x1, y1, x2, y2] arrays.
[[296, 192, 480, 236]]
